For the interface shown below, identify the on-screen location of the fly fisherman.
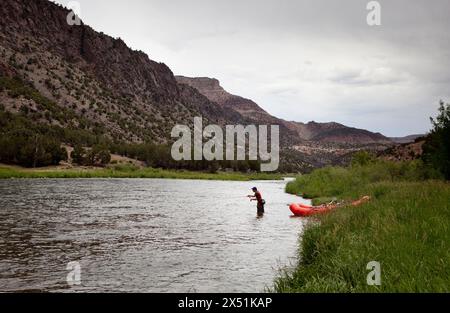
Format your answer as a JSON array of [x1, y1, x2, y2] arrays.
[[248, 187, 265, 216]]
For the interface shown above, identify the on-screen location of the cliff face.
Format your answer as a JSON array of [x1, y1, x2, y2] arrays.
[[176, 75, 281, 129], [1, 0, 181, 102], [176, 76, 230, 106], [176, 76, 269, 115], [0, 0, 242, 144]]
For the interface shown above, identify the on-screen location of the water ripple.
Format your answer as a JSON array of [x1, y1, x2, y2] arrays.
[[0, 178, 307, 292]]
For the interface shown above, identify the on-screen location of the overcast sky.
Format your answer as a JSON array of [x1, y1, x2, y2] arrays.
[[53, 0, 450, 137]]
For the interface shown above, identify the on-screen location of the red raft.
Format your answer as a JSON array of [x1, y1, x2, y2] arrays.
[[289, 196, 370, 217], [289, 203, 336, 217]]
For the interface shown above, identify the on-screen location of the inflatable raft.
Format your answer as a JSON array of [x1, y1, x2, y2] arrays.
[[289, 203, 336, 217], [289, 196, 370, 217]]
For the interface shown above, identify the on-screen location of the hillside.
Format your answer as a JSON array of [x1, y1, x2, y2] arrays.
[[1, 0, 395, 172], [379, 138, 426, 162]]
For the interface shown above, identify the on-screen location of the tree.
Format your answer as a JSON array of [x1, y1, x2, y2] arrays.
[[97, 148, 111, 166], [48, 143, 68, 165], [71, 145, 85, 165], [90, 144, 111, 166], [84, 149, 96, 166], [422, 101, 450, 179]]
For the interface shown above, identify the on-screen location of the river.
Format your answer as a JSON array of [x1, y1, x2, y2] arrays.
[[0, 178, 308, 292]]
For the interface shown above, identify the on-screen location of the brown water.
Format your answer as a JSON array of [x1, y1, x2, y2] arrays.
[[0, 178, 308, 292]]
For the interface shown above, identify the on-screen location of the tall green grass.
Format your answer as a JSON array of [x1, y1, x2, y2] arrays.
[[285, 160, 441, 200], [0, 164, 283, 181], [276, 160, 449, 292]]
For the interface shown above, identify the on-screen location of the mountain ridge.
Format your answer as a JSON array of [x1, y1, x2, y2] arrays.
[[389, 134, 425, 144], [175, 76, 392, 145]]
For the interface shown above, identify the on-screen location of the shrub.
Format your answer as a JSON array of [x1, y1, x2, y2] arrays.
[[19, 105, 30, 115], [351, 150, 376, 167]]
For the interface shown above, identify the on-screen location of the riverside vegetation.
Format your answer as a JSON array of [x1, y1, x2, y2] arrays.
[[0, 164, 282, 181], [275, 102, 450, 292]]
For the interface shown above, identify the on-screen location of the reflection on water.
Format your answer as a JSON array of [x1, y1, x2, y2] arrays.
[[0, 178, 308, 292]]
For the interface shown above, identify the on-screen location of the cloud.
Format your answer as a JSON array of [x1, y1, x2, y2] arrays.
[[328, 67, 411, 86]]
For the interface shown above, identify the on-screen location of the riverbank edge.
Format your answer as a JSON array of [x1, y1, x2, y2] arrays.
[[0, 164, 284, 181], [274, 165, 449, 292]]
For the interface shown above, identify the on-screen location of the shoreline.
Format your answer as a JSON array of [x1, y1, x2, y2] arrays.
[[275, 162, 449, 292], [0, 164, 284, 181]]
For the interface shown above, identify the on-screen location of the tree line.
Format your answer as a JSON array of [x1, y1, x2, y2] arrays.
[[0, 107, 262, 172]]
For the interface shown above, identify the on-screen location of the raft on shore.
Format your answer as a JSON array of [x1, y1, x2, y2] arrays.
[[289, 196, 370, 217]]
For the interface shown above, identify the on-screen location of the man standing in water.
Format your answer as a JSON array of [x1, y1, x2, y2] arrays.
[[248, 187, 265, 216]]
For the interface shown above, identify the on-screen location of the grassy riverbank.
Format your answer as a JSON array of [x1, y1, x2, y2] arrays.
[[276, 160, 449, 292], [0, 164, 283, 181]]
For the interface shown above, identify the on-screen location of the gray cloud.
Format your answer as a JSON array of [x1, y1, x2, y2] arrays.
[[52, 0, 450, 136]]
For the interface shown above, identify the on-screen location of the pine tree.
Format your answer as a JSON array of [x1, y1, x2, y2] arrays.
[[422, 101, 450, 180]]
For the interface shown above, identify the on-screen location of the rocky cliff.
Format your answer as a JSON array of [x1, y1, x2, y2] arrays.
[[0, 0, 244, 145]]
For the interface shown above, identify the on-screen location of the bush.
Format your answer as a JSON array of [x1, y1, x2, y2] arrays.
[[19, 105, 30, 115], [351, 150, 375, 167], [70, 144, 111, 167]]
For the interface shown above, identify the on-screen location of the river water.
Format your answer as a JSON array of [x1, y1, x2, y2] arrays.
[[0, 178, 308, 293]]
